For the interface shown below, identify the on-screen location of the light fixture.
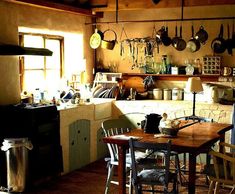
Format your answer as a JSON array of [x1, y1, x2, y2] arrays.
[[185, 77, 204, 121]]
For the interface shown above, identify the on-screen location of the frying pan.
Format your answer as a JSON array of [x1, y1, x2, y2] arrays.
[[186, 25, 200, 53], [175, 25, 186, 51], [232, 22, 235, 48], [226, 24, 233, 55], [171, 25, 179, 48], [161, 26, 172, 46], [211, 24, 226, 54]]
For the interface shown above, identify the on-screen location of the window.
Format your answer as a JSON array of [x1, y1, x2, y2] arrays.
[[19, 33, 64, 95]]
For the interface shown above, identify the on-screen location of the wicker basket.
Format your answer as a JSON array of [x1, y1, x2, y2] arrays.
[[159, 127, 179, 136]]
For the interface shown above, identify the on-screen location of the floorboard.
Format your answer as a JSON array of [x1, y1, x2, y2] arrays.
[[24, 159, 231, 194]]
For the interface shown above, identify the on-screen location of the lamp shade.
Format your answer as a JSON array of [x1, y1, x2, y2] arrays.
[[185, 77, 203, 93]]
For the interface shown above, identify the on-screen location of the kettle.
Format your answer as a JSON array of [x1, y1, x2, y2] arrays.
[[141, 113, 162, 134]]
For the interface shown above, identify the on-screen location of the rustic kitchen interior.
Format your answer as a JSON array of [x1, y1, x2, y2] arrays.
[[0, 0, 235, 193]]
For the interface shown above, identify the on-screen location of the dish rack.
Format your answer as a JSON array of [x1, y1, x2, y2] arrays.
[[202, 55, 221, 75], [92, 72, 122, 89]]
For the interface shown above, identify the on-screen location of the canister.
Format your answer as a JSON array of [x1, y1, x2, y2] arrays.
[[172, 88, 183, 100], [153, 88, 163, 100], [163, 88, 172, 100]]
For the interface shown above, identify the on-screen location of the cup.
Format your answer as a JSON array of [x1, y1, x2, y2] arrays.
[[221, 67, 232, 76]]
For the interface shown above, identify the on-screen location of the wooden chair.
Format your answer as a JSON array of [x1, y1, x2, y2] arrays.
[[208, 142, 235, 194], [120, 112, 183, 185], [129, 138, 178, 194], [102, 118, 152, 194], [118, 112, 146, 129]]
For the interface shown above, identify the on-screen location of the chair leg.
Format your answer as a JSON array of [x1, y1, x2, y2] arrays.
[[215, 182, 220, 194], [128, 169, 133, 194], [229, 187, 235, 194], [104, 164, 114, 194], [208, 180, 215, 194], [175, 154, 183, 185]]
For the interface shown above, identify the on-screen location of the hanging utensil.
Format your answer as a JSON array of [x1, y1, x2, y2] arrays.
[[162, 26, 172, 46], [226, 24, 233, 55], [89, 28, 103, 49], [186, 25, 200, 53], [101, 29, 117, 50], [119, 26, 129, 58], [172, 25, 179, 48], [175, 25, 186, 51], [195, 25, 208, 45], [211, 24, 226, 54], [232, 21, 235, 48]]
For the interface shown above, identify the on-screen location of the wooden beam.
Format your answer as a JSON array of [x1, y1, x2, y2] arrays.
[[91, 0, 235, 12], [4, 0, 95, 17]]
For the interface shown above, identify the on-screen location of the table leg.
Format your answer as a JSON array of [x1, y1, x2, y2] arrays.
[[188, 153, 197, 194], [219, 134, 225, 152], [118, 145, 127, 194]]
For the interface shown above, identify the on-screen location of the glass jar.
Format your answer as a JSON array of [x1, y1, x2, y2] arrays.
[[153, 88, 163, 100], [163, 88, 172, 100], [172, 88, 183, 100]]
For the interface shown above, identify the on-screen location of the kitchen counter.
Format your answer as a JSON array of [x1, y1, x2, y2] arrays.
[[57, 98, 114, 111]]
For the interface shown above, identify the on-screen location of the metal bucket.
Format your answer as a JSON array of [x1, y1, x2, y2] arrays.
[[1, 138, 33, 192]]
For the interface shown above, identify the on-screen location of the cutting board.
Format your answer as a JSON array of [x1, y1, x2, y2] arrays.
[[124, 76, 146, 93]]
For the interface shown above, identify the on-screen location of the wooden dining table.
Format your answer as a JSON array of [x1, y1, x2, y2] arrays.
[[103, 121, 233, 194]]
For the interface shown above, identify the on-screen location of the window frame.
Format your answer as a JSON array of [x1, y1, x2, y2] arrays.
[[19, 32, 64, 92]]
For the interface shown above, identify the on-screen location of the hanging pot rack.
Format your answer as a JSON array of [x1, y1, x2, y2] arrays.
[[86, 0, 235, 25], [85, 16, 235, 26]]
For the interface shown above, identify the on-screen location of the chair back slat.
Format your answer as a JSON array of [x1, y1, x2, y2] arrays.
[[209, 142, 235, 187], [102, 119, 134, 162], [129, 138, 172, 188]]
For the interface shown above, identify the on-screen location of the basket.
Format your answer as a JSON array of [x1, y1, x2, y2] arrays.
[[159, 127, 179, 136]]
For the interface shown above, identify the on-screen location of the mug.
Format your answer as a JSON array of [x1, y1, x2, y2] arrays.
[[221, 67, 232, 76]]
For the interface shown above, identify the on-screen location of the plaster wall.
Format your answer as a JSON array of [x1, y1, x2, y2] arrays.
[[0, 1, 94, 105]]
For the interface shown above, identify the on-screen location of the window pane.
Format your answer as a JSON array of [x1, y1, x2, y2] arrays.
[[24, 56, 44, 69], [24, 35, 44, 48], [24, 35, 44, 69], [46, 39, 61, 70], [24, 70, 44, 92], [45, 70, 60, 90]]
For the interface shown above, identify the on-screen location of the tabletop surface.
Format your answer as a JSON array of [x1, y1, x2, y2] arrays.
[[103, 122, 233, 153]]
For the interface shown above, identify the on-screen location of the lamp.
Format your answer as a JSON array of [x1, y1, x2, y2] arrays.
[[185, 77, 203, 121]]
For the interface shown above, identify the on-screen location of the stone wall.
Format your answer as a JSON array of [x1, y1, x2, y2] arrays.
[[112, 100, 233, 143]]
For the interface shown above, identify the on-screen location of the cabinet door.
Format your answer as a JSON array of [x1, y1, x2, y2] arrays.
[[69, 119, 90, 171]]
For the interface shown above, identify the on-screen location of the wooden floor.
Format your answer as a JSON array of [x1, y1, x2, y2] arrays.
[[25, 159, 231, 194]]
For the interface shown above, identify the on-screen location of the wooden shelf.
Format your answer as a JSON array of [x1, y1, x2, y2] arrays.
[[122, 73, 219, 82]]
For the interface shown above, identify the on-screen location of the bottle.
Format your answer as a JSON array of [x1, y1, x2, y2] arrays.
[[33, 88, 41, 103], [161, 55, 167, 74], [195, 58, 202, 74], [166, 55, 172, 74], [185, 59, 194, 75]]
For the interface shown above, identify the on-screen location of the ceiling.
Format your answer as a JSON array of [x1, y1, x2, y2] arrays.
[[4, 0, 235, 16]]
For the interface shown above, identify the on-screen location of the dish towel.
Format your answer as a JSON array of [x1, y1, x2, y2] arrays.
[[231, 104, 235, 145]]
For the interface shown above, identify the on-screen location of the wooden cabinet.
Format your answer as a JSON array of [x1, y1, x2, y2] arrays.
[[0, 104, 63, 189]]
